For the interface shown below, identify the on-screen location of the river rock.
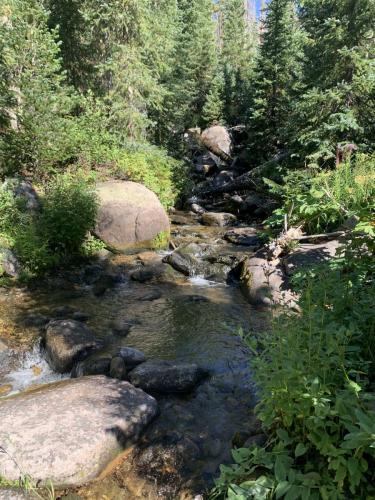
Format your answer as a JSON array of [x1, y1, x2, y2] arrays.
[[201, 212, 236, 227], [240, 252, 298, 308], [23, 312, 50, 327], [71, 352, 111, 378], [224, 227, 261, 247], [45, 319, 102, 373], [95, 181, 170, 251], [212, 171, 234, 189], [0, 376, 157, 486], [129, 360, 207, 393], [0, 248, 21, 278], [164, 243, 202, 276], [116, 347, 146, 367], [110, 356, 127, 380]]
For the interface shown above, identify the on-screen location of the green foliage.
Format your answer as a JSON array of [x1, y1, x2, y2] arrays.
[[38, 174, 98, 256], [218, 0, 258, 126], [0, 0, 80, 178], [0, 175, 98, 275], [247, 0, 305, 165], [292, 0, 375, 166], [213, 241, 375, 499], [265, 154, 375, 233]]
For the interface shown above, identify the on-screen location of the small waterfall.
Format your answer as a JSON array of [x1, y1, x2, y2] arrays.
[[1, 342, 68, 397]]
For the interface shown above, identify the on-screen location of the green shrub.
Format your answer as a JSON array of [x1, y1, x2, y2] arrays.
[[213, 242, 375, 499], [0, 174, 98, 276], [265, 154, 375, 234], [38, 174, 98, 257]]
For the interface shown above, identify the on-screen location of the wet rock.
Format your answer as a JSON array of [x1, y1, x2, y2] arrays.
[[135, 434, 201, 482], [110, 319, 135, 337], [82, 264, 103, 284], [116, 347, 146, 368], [201, 212, 236, 227], [224, 227, 261, 247], [164, 243, 202, 276], [23, 313, 50, 328], [130, 268, 155, 283], [241, 192, 278, 217], [129, 360, 207, 394], [92, 273, 119, 297], [110, 356, 127, 380], [45, 319, 102, 373], [71, 352, 111, 378], [0, 248, 21, 278], [0, 376, 158, 486], [190, 203, 205, 215], [170, 214, 193, 226], [95, 181, 170, 251], [139, 290, 162, 301], [72, 311, 90, 322]]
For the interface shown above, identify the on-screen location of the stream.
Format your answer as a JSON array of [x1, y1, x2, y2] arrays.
[[0, 213, 265, 499]]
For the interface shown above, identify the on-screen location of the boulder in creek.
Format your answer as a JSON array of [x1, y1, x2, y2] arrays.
[[95, 181, 170, 251], [45, 319, 102, 373], [240, 252, 298, 308], [128, 360, 207, 394], [0, 376, 157, 487], [201, 212, 237, 227], [200, 126, 232, 162], [0, 248, 21, 278], [163, 243, 202, 276]]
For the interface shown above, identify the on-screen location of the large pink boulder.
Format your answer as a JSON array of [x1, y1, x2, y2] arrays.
[[95, 181, 170, 251]]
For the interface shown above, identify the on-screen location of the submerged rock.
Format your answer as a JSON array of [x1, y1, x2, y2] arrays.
[[129, 360, 207, 394], [95, 181, 170, 251], [110, 356, 127, 380], [201, 212, 236, 227], [0, 376, 157, 487], [45, 319, 102, 373]]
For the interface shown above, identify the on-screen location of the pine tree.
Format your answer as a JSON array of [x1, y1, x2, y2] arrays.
[[247, 0, 304, 165], [164, 0, 220, 135], [294, 0, 375, 166], [0, 0, 78, 177], [218, 0, 258, 125]]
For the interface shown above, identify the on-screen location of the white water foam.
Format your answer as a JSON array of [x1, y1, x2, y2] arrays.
[[1, 343, 68, 397], [188, 275, 221, 287]]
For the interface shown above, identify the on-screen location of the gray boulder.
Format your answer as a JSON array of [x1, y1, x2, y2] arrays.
[[240, 253, 298, 308], [0, 376, 157, 487], [129, 360, 207, 394], [116, 347, 146, 368], [95, 181, 170, 251], [0, 248, 21, 278], [164, 243, 202, 276], [45, 320, 102, 373], [283, 240, 341, 276], [201, 212, 236, 227]]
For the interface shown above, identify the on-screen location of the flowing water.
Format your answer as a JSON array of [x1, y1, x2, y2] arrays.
[[0, 215, 266, 498]]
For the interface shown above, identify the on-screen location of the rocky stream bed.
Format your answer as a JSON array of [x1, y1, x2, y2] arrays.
[[0, 212, 269, 500]]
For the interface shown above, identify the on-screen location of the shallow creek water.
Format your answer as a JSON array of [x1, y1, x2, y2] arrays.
[[0, 215, 266, 499]]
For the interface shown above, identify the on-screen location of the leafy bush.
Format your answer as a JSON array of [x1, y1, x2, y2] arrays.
[[265, 154, 375, 234], [213, 241, 375, 499], [0, 174, 98, 275]]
